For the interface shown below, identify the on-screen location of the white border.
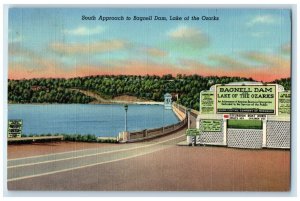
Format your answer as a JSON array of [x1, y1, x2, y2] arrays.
[[1, 1, 299, 200]]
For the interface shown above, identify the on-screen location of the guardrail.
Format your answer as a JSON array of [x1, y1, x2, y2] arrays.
[[8, 135, 64, 142], [126, 117, 188, 143], [123, 103, 189, 142], [118, 102, 199, 143], [173, 102, 200, 118]]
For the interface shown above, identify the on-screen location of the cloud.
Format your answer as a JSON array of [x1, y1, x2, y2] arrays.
[[9, 44, 46, 68], [167, 26, 209, 49], [241, 52, 281, 66], [180, 55, 290, 82], [63, 26, 104, 36], [8, 43, 290, 82], [9, 63, 73, 79], [9, 43, 36, 59], [9, 35, 22, 43], [8, 44, 90, 79], [250, 31, 269, 38], [281, 43, 291, 54], [9, 60, 180, 79], [50, 40, 128, 54], [8, 32, 23, 43], [247, 14, 277, 26], [208, 55, 250, 69], [191, 51, 290, 81], [240, 51, 290, 80], [9, 45, 66, 79], [144, 47, 167, 57]]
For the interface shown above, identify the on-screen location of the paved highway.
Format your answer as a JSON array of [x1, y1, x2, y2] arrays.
[[8, 114, 196, 183]]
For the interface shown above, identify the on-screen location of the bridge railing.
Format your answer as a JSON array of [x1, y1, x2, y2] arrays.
[[127, 117, 187, 142], [8, 135, 64, 143], [118, 102, 198, 143], [173, 102, 200, 118]]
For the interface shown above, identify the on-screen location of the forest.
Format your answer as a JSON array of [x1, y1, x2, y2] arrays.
[[8, 74, 291, 110]]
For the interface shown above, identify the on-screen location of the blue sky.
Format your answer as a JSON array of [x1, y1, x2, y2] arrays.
[[8, 8, 291, 81]]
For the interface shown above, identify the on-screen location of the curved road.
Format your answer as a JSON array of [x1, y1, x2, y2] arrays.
[[7, 114, 196, 183]]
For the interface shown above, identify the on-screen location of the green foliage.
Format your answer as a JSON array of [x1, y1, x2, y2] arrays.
[[270, 77, 291, 91], [48, 133, 118, 143], [8, 75, 254, 110], [8, 75, 289, 110], [61, 134, 98, 143], [8, 78, 94, 104], [97, 138, 118, 143], [227, 120, 263, 130]]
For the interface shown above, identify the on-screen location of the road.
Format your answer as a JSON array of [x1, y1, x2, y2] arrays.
[[7, 114, 195, 184], [7, 112, 290, 191]]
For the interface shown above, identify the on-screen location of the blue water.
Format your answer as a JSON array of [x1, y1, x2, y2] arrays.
[[8, 104, 179, 137]]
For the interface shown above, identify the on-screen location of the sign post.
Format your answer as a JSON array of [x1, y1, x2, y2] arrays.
[[186, 128, 200, 146]]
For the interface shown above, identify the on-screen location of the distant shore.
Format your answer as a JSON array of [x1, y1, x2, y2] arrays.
[[8, 89, 164, 105], [8, 101, 164, 105], [73, 89, 163, 105]]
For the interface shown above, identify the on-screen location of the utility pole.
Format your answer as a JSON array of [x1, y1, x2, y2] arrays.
[[187, 108, 191, 129], [124, 104, 128, 132], [162, 107, 165, 133]]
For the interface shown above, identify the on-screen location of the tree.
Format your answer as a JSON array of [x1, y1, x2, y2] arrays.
[[8, 74, 261, 109]]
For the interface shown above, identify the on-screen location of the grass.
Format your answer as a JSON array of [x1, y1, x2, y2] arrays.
[[227, 119, 262, 130], [10, 133, 118, 144]]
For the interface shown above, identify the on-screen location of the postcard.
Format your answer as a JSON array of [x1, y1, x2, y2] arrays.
[[6, 7, 291, 191]]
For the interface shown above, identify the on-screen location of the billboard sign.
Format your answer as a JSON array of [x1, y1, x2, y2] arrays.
[[278, 91, 290, 115], [216, 85, 276, 114], [200, 91, 214, 114]]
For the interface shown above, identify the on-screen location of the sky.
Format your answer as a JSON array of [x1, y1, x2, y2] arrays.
[[8, 8, 291, 81]]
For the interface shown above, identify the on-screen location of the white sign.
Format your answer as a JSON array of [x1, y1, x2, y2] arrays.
[[229, 114, 267, 120]]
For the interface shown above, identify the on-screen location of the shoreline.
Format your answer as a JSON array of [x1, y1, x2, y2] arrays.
[[8, 102, 177, 139], [9, 89, 164, 105], [8, 101, 164, 105]]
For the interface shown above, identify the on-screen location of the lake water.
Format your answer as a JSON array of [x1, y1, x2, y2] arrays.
[[8, 104, 179, 137]]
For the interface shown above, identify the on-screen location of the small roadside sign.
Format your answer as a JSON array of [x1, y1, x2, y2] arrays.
[[186, 128, 200, 136], [8, 119, 23, 138]]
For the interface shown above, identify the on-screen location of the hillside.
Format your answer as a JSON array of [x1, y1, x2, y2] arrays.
[[8, 74, 290, 110]]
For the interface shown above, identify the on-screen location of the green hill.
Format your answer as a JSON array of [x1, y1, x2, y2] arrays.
[[8, 74, 290, 110]]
